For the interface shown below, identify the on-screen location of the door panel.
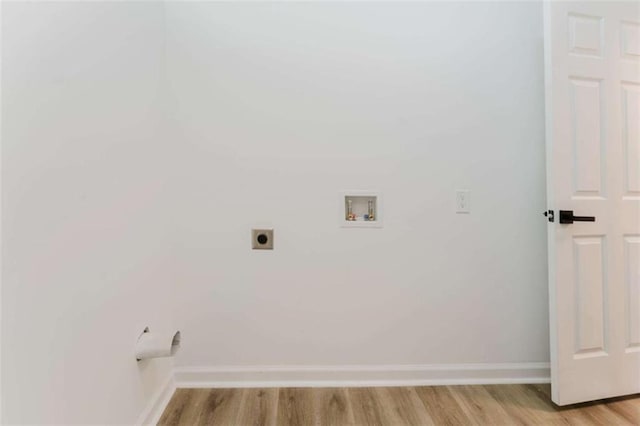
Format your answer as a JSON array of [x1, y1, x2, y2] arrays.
[[573, 236, 607, 357], [545, 1, 640, 405], [626, 236, 640, 350], [570, 77, 604, 195], [622, 83, 640, 194]]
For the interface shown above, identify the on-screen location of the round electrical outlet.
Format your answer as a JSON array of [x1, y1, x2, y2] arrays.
[[251, 229, 274, 250]]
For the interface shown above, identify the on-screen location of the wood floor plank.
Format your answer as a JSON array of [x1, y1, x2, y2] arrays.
[[159, 384, 640, 426], [483, 384, 568, 426], [234, 388, 278, 426], [347, 387, 390, 426], [193, 388, 243, 425], [558, 401, 634, 426], [414, 385, 474, 426], [603, 396, 640, 425], [532, 383, 553, 400], [312, 387, 355, 426], [374, 387, 436, 426], [276, 388, 314, 426], [527, 384, 635, 426], [448, 384, 514, 425], [157, 388, 198, 426]]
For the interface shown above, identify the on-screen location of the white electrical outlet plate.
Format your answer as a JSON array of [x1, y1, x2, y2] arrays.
[[251, 229, 274, 249], [456, 190, 470, 213]]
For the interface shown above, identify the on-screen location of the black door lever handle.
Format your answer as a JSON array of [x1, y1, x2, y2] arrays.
[[559, 210, 596, 224]]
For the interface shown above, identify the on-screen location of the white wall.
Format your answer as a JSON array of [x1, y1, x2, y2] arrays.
[[2, 2, 174, 423], [166, 1, 549, 369], [0, 0, 4, 419], [1, 1, 549, 421]]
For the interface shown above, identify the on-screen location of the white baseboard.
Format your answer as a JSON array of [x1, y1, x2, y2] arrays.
[[134, 362, 550, 422], [173, 363, 551, 389], [137, 374, 176, 426]]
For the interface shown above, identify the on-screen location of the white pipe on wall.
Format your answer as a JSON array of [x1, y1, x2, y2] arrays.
[[135, 328, 181, 361]]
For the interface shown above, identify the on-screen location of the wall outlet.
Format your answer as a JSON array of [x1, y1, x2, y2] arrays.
[[456, 190, 470, 213], [251, 229, 274, 250]]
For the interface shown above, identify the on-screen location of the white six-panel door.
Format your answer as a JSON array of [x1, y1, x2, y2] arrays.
[[545, 1, 640, 405]]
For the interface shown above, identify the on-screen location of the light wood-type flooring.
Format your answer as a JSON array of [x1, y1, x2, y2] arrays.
[[158, 384, 639, 425]]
